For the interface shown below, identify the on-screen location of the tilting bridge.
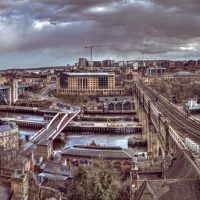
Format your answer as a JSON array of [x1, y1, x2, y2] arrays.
[[29, 107, 80, 159], [134, 81, 199, 158]]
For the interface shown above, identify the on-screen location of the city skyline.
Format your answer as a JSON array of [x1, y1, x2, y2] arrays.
[[0, 0, 199, 68]]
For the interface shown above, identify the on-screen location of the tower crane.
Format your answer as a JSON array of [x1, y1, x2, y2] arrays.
[[84, 44, 112, 62]]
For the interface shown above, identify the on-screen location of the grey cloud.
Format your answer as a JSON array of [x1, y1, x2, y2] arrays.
[[0, 0, 199, 68]]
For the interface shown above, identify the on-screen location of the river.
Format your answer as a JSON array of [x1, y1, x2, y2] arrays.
[[0, 111, 142, 149]]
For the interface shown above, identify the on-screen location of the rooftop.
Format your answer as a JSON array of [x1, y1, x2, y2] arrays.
[[61, 145, 134, 160], [62, 72, 114, 76], [99, 96, 133, 102], [165, 149, 200, 179], [136, 178, 200, 200], [0, 122, 17, 132]]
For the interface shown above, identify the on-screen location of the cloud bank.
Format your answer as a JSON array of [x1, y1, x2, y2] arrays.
[[0, 0, 199, 68]]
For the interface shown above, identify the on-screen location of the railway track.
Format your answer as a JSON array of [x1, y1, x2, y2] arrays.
[[138, 82, 200, 143]]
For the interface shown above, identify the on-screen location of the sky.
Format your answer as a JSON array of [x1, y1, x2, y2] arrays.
[[0, 0, 200, 69]]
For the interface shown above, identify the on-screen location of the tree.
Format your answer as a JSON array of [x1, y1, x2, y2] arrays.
[[67, 161, 118, 200]]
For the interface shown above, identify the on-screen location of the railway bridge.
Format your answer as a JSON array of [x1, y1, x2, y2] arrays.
[[134, 81, 200, 160]]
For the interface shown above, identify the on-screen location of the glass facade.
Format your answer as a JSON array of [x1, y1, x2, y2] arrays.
[[60, 73, 68, 88], [98, 76, 108, 89]]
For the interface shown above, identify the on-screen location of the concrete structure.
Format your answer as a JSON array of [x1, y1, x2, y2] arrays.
[[62, 144, 134, 176], [134, 82, 189, 160], [0, 121, 19, 151], [57, 72, 124, 96], [0, 79, 19, 105], [10, 79, 18, 104], [146, 67, 166, 76]]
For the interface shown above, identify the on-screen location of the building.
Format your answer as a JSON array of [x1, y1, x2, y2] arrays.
[[174, 71, 200, 80], [99, 96, 135, 113], [61, 144, 134, 176], [134, 178, 200, 200], [57, 72, 124, 96], [185, 98, 200, 113], [0, 121, 19, 150], [92, 61, 102, 68], [132, 149, 200, 200], [102, 60, 114, 67], [78, 58, 88, 67], [146, 67, 166, 76]]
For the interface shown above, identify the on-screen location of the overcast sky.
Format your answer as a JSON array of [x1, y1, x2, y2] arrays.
[[0, 0, 199, 69]]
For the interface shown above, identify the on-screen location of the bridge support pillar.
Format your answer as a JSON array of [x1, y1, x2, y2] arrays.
[[8, 79, 18, 105], [147, 124, 163, 160], [135, 95, 142, 121], [142, 109, 148, 140]]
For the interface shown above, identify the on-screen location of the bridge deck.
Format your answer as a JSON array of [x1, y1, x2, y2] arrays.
[[31, 109, 80, 145]]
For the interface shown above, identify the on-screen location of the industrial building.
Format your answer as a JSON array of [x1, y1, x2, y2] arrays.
[[57, 72, 124, 95]]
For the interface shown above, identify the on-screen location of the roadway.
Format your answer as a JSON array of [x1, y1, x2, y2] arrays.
[[31, 107, 80, 145]]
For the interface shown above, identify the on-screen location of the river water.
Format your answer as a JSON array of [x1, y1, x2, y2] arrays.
[[0, 111, 141, 149]]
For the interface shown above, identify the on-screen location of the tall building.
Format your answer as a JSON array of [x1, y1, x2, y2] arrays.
[[102, 60, 114, 67], [0, 121, 19, 150], [57, 72, 124, 95], [78, 58, 88, 67]]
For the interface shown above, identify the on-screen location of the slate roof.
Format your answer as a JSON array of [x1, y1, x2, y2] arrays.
[[0, 124, 13, 132], [136, 178, 200, 200], [165, 150, 200, 179], [62, 145, 133, 160]]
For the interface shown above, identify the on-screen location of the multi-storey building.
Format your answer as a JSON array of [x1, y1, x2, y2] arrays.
[[78, 58, 88, 67], [0, 122, 19, 150], [57, 72, 124, 95], [146, 67, 166, 75]]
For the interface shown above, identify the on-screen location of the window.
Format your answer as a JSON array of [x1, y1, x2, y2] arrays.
[[98, 76, 108, 89]]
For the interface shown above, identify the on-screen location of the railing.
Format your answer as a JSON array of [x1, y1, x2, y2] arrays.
[[168, 126, 187, 149]]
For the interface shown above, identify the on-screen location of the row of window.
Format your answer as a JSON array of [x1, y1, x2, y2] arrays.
[[60, 89, 124, 94]]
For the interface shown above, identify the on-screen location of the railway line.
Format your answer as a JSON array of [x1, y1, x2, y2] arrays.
[[138, 82, 200, 143]]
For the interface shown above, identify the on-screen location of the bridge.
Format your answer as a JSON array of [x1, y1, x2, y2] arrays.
[[23, 107, 80, 159], [134, 81, 199, 160], [0, 80, 33, 105]]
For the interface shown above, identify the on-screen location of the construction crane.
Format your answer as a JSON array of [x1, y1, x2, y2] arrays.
[[84, 44, 112, 62]]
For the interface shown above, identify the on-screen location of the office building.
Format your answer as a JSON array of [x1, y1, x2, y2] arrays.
[[57, 72, 124, 95]]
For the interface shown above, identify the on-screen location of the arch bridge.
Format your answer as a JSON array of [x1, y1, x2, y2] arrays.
[[134, 81, 200, 159]]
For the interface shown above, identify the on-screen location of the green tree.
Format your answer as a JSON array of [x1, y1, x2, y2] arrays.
[[67, 161, 118, 200]]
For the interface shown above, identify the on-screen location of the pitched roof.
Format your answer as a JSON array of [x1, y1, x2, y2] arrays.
[[136, 178, 200, 200], [165, 149, 200, 179], [62, 145, 133, 160]]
